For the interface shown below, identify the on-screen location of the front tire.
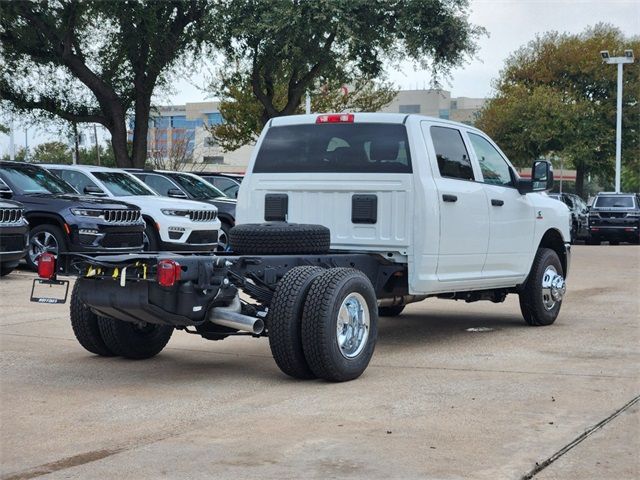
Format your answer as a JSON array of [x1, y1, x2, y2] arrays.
[[301, 268, 378, 382], [519, 248, 565, 326], [26, 224, 66, 271], [268, 266, 324, 379], [143, 221, 160, 252], [97, 317, 173, 359], [70, 281, 115, 357]]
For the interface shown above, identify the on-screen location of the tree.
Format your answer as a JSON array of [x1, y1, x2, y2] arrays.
[[0, 0, 211, 168], [211, 77, 398, 151], [208, 0, 484, 147], [1, 147, 27, 162], [31, 141, 71, 164], [476, 24, 640, 196]]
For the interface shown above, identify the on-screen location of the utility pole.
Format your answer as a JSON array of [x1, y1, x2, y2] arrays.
[[24, 128, 28, 161], [93, 124, 100, 166], [305, 90, 311, 114], [9, 117, 15, 161], [600, 49, 634, 193]]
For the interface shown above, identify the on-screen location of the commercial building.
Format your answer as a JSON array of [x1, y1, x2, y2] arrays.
[[144, 90, 486, 172]]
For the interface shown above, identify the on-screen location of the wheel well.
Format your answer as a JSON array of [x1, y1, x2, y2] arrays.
[[218, 214, 234, 227], [25, 214, 65, 230], [142, 215, 156, 228], [538, 229, 567, 274]]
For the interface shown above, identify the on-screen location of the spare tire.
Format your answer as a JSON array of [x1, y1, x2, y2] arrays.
[[229, 223, 330, 255]]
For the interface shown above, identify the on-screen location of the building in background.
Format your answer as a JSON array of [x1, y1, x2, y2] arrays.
[[142, 89, 486, 172]]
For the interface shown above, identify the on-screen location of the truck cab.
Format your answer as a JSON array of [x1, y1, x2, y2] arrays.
[[237, 113, 571, 295]]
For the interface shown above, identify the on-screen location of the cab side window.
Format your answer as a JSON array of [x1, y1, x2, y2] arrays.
[[468, 133, 513, 187], [57, 170, 97, 194], [430, 126, 474, 181], [143, 174, 178, 196]]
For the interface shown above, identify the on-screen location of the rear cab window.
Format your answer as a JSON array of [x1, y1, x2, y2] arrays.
[[254, 123, 412, 173]]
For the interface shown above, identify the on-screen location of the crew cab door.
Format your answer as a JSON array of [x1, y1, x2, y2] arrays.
[[422, 123, 489, 283], [465, 131, 535, 278]]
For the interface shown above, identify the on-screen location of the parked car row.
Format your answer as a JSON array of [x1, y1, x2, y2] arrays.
[[548, 191, 639, 245], [0, 161, 241, 276]]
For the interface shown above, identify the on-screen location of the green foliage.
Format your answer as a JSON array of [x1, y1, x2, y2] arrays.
[[208, 0, 483, 148], [31, 141, 71, 164], [212, 77, 398, 151], [0, 123, 9, 135], [0, 0, 211, 167], [1, 147, 27, 162], [476, 24, 640, 194]]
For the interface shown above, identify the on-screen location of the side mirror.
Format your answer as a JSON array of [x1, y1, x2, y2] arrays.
[[83, 185, 106, 196], [167, 188, 188, 199], [0, 184, 13, 199], [517, 160, 554, 194]]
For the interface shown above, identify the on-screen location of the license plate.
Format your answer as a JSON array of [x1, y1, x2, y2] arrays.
[[30, 279, 70, 304]]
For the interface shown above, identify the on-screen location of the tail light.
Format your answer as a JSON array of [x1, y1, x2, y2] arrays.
[[157, 259, 181, 287], [38, 252, 56, 280], [316, 113, 354, 124]]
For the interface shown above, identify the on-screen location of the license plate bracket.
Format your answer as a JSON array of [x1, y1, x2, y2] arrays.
[[30, 279, 70, 304]]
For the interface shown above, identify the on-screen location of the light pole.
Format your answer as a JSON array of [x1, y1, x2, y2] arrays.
[[600, 49, 634, 193]]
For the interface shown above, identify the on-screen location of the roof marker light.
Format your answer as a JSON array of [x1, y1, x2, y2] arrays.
[[316, 113, 354, 124]]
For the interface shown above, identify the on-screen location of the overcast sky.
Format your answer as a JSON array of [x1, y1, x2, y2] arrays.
[[2, 0, 639, 154]]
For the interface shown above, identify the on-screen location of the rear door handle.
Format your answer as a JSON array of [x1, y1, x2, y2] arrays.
[[491, 199, 504, 206], [442, 194, 458, 203]]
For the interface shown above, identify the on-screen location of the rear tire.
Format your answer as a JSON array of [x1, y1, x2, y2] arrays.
[[301, 268, 378, 382], [0, 264, 16, 276], [70, 281, 115, 357], [519, 248, 565, 326], [267, 266, 324, 379], [378, 305, 405, 317], [97, 317, 173, 359]]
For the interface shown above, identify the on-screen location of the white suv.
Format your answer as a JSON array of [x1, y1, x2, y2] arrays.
[[46, 165, 220, 252]]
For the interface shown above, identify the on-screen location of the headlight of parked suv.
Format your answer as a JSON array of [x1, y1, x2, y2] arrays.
[[71, 208, 104, 218], [161, 209, 190, 217]]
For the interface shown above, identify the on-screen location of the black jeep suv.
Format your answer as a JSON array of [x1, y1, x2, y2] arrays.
[[0, 199, 29, 276], [588, 192, 640, 245], [0, 162, 145, 269]]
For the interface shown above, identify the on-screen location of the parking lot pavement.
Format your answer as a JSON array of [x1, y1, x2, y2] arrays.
[[0, 245, 638, 480]]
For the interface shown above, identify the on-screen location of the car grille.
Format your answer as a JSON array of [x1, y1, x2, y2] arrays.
[[101, 232, 144, 248], [188, 210, 217, 222], [598, 212, 628, 218], [186, 230, 218, 244], [0, 208, 24, 224], [0, 234, 27, 252], [103, 209, 141, 223]]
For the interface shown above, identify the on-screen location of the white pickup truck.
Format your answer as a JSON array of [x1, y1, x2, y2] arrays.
[[32, 113, 570, 383]]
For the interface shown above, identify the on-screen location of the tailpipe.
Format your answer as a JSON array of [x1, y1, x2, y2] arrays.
[[208, 296, 264, 335]]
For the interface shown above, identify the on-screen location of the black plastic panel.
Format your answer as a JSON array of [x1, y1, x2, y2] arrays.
[[352, 194, 378, 224], [264, 194, 288, 221]]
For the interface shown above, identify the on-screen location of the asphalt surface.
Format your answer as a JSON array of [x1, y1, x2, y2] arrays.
[[0, 245, 638, 480]]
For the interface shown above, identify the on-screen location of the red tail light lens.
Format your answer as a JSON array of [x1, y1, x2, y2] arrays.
[[38, 252, 56, 280], [316, 113, 354, 124], [157, 259, 181, 287]]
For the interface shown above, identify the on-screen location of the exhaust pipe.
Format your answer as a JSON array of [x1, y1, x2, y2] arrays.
[[208, 296, 264, 335], [377, 295, 428, 307]]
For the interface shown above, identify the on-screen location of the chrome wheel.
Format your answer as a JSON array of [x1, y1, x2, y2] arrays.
[[29, 230, 59, 265], [541, 265, 566, 311], [336, 292, 370, 359], [216, 228, 229, 252]]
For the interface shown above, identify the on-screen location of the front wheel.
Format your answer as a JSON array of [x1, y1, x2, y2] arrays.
[[26, 224, 66, 271], [301, 268, 378, 382], [519, 248, 566, 326], [143, 222, 160, 252]]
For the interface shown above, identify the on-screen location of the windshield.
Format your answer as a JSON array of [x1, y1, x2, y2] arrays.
[[595, 196, 635, 208], [169, 173, 226, 199], [0, 164, 77, 195], [254, 123, 412, 173], [93, 171, 155, 196]]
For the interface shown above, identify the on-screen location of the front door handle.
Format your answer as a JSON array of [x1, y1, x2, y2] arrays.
[[442, 194, 458, 203], [491, 199, 504, 206]]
